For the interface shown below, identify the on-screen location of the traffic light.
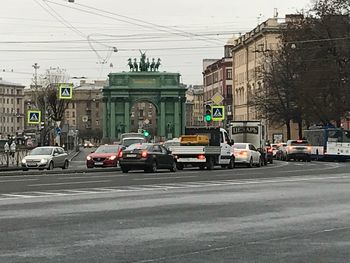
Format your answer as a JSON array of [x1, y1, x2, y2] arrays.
[[204, 104, 212, 122], [143, 130, 150, 137]]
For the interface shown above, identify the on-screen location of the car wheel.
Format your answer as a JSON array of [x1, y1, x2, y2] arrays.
[[206, 157, 214, 170], [247, 158, 253, 168], [286, 155, 290, 162], [148, 161, 157, 173], [228, 156, 235, 169], [269, 158, 273, 164], [47, 161, 54, 170], [257, 157, 263, 167], [169, 162, 177, 172], [62, 160, 69, 169], [121, 167, 129, 173], [176, 163, 184, 170], [22, 168, 28, 171]]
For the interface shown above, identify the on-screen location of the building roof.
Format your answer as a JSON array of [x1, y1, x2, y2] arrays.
[[0, 78, 25, 87]]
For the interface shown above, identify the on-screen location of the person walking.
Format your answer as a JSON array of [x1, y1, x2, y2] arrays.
[[10, 141, 16, 158]]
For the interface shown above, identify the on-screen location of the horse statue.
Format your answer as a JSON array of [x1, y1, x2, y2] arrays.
[[155, 58, 161, 71], [133, 58, 139, 72], [146, 58, 150, 71], [150, 58, 156, 71], [127, 58, 134, 71], [139, 50, 147, 71]]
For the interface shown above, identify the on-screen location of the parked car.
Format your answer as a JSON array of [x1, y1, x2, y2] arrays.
[[270, 144, 279, 158], [286, 140, 311, 162], [21, 146, 69, 171], [233, 143, 262, 167], [86, 144, 124, 168], [119, 143, 177, 173], [276, 143, 287, 160]]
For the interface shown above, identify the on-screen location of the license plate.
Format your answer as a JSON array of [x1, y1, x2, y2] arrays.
[[95, 162, 104, 165], [127, 154, 137, 157]]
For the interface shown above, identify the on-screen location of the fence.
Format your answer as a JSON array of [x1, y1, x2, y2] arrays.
[[0, 148, 30, 168]]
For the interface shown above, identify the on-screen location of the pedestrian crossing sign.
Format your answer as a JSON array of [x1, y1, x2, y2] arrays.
[[211, 106, 225, 121], [27, 110, 41, 124], [59, 84, 73, 99]]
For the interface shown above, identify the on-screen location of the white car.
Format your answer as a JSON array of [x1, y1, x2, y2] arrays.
[[233, 143, 262, 167], [21, 146, 69, 171]]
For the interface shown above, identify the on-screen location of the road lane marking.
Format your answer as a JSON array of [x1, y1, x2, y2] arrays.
[[0, 179, 38, 183], [28, 180, 111, 187], [133, 176, 197, 181], [2, 193, 38, 198], [56, 175, 127, 180]]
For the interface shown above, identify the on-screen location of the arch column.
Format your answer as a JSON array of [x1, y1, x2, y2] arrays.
[[124, 100, 130, 133], [110, 99, 116, 139]]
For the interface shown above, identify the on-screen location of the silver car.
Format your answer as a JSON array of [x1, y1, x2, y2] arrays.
[[21, 146, 69, 171]]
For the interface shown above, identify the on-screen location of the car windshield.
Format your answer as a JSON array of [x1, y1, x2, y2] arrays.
[[95, 145, 121, 153], [30, 147, 53, 155], [123, 138, 145, 147], [125, 143, 152, 151], [233, 144, 247, 149]]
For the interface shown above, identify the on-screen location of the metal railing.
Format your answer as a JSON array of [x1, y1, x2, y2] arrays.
[[0, 149, 30, 168]]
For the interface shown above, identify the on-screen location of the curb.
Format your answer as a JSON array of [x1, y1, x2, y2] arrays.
[[0, 167, 120, 177]]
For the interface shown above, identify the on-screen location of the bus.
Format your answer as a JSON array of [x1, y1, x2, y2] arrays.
[[304, 127, 350, 161]]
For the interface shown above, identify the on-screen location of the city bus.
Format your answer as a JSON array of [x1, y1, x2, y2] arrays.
[[304, 127, 350, 161]]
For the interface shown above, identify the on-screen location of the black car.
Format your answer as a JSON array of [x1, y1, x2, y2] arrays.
[[119, 143, 177, 173]]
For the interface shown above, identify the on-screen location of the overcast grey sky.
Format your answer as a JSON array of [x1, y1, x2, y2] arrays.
[[0, 0, 312, 87]]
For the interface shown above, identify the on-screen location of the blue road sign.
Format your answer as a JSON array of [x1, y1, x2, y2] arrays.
[[211, 106, 225, 121]]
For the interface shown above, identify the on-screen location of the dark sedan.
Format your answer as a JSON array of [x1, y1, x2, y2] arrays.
[[119, 143, 177, 173], [86, 144, 124, 168]]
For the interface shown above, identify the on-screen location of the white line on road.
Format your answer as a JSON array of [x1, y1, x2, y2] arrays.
[[28, 180, 111, 187], [133, 176, 197, 181], [2, 193, 38, 198], [0, 179, 38, 183]]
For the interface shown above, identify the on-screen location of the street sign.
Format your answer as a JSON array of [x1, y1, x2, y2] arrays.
[[27, 110, 41, 124], [55, 127, 61, 135], [59, 84, 73, 100], [211, 106, 225, 121], [211, 92, 224, 105]]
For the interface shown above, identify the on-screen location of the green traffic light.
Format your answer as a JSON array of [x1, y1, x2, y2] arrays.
[[205, 114, 212, 122], [143, 130, 150, 137]]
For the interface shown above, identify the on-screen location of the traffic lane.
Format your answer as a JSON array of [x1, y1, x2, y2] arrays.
[[0, 161, 348, 194], [1, 175, 350, 262]]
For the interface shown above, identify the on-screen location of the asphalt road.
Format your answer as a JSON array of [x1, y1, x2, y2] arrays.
[[0, 159, 349, 262]]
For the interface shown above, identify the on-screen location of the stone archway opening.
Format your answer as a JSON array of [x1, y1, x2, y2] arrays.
[[130, 101, 158, 137]]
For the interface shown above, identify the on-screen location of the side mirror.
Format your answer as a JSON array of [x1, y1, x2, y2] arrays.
[[53, 153, 59, 156]]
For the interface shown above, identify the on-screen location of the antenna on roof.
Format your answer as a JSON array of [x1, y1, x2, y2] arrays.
[[273, 8, 278, 18]]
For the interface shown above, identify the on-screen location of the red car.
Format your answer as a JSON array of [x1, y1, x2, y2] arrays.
[[86, 144, 124, 168]]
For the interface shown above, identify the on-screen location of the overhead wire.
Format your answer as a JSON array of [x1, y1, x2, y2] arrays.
[[44, 0, 223, 45]]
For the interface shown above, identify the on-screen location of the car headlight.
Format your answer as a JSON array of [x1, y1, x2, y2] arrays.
[[86, 156, 92, 161], [40, 159, 48, 164], [21, 159, 26, 164], [109, 155, 117, 161]]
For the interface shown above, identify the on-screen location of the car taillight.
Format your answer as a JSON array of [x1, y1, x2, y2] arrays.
[[118, 151, 123, 158], [267, 148, 273, 153], [141, 150, 148, 158], [288, 146, 293, 151], [239, 151, 248, 156], [197, 154, 205, 160]]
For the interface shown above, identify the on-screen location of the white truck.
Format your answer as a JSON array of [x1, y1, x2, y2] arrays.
[[120, 133, 147, 147], [227, 121, 271, 164], [169, 127, 235, 170]]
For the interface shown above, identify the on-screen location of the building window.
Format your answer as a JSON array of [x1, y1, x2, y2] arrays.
[[226, 69, 232, 80], [95, 102, 99, 108], [72, 120, 76, 125], [72, 111, 75, 118]]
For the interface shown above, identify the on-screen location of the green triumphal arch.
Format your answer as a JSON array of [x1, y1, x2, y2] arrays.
[[102, 55, 187, 141]]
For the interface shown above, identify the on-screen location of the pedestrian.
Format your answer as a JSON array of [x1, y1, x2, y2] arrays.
[[10, 141, 16, 157], [4, 141, 9, 153]]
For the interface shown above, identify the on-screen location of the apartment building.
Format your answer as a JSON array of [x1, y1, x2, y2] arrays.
[[203, 39, 234, 125], [0, 78, 25, 138], [231, 16, 300, 141]]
